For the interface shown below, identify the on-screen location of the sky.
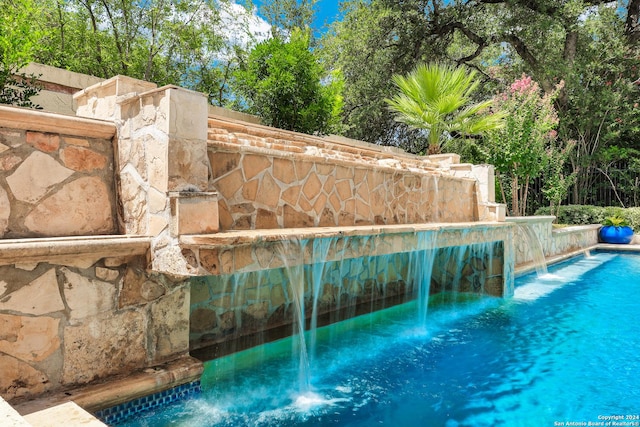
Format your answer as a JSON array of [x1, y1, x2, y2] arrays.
[[310, 1, 342, 32], [250, 0, 343, 34], [217, 1, 342, 59]]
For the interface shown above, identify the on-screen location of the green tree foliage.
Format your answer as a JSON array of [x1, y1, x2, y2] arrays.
[[386, 63, 504, 154], [33, 0, 228, 103], [554, 6, 640, 206], [322, 0, 640, 208], [0, 0, 44, 107], [260, 0, 317, 38], [320, 0, 440, 152], [232, 29, 343, 135]]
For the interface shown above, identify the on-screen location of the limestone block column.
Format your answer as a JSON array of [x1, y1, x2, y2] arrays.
[[450, 163, 506, 222], [74, 76, 214, 276], [74, 75, 157, 122]]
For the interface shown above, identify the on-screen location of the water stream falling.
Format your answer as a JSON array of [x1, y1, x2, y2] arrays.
[[405, 231, 438, 328], [253, 230, 503, 395], [188, 229, 506, 402], [516, 223, 549, 276]]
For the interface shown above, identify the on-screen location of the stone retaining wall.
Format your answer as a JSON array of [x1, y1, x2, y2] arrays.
[[0, 106, 118, 238], [0, 238, 190, 403], [207, 118, 482, 230], [506, 216, 600, 269]]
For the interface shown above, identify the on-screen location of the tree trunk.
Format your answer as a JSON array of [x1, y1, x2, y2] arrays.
[[511, 175, 518, 216], [626, 0, 640, 44]]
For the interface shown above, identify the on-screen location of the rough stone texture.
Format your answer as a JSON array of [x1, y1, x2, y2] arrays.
[[189, 232, 507, 349], [0, 243, 199, 402], [0, 314, 60, 362], [149, 287, 190, 361], [60, 146, 107, 171], [119, 170, 147, 235], [120, 263, 152, 308], [0, 154, 21, 172], [208, 119, 481, 230], [171, 192, 219, 236], [0, 186, 8, 236], [0, 112, 117, 238], [62, 310, 147, 385], [0, 129, 23, 147], [506, 217, 599, 268], [0, 354, 48, 400], [95, 267, 120, 281], [24, 177, 114, 236], [190, 307, 217, 333], [60, 267, 116, 321], [0, 269, 64, 315], [26, 131, 60, 153], [6, 151, 73, 204]]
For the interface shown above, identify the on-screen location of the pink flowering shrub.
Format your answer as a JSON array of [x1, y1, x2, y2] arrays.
[[484, 74, 569, 215]]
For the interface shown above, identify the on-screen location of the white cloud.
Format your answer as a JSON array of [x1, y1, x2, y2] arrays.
[[216, 2, 271, 60]]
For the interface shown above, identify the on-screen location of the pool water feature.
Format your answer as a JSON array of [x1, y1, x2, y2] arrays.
[[189, 231, 507, 360], [112, 251, 640, 426]]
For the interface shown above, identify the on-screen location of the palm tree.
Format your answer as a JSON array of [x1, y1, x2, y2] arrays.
[[385, 63, 504, 154]]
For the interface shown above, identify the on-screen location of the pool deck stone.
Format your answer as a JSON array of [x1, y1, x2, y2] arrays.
[[1, 397, 31, 427], [24, 402, 106, 427]]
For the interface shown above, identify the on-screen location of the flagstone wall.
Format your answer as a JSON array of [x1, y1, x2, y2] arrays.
[[0, 237, 191, 402], [0, 106, 118, 238], [207, 117, 483, 230]]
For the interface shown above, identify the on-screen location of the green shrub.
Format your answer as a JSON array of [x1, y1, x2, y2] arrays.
[[534, 205, 639, 231], [534, 205, 603, 225], [624, 207, 640, 232]]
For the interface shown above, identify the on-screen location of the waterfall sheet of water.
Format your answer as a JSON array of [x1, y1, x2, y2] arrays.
[[256, 229, 503, 396], [190, 231, 506, 389], [517, 223, 548, 276]]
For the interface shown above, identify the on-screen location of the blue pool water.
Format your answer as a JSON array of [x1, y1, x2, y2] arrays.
[[115, 252, 640, 426]]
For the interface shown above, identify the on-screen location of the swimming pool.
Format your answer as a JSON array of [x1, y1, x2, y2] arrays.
[[113, 251, 640, 426]]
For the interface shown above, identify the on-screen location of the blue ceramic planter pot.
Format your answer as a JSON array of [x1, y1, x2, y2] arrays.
[[599, 225, 634, 244]]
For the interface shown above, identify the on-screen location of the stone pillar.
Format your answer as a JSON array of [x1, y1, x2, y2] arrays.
[[471, 164, 495, 204], [74, 76, 217, 276]]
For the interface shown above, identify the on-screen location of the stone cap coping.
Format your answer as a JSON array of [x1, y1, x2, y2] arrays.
[[323, 134, 407, 155], [0, 235, 151, 266], [168, 191, 218, 198], [551, 224, 601, 234], [207, 115, 443, 170], [596, 243, 640, 251], [0, 105, 116, 139], [0, 396, 31, 427], [505, 216, 556, 223], [116, 84, 206, 106], [21, 62, 104, 93], [208, 105, 262, 125], [180, 222, 513, 248], [514, 243, 640, 277], [210, 138, 460, 181], [12, 356, 203, 416], [72, 75, 157, 100], [514, 245, 599, 277]]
